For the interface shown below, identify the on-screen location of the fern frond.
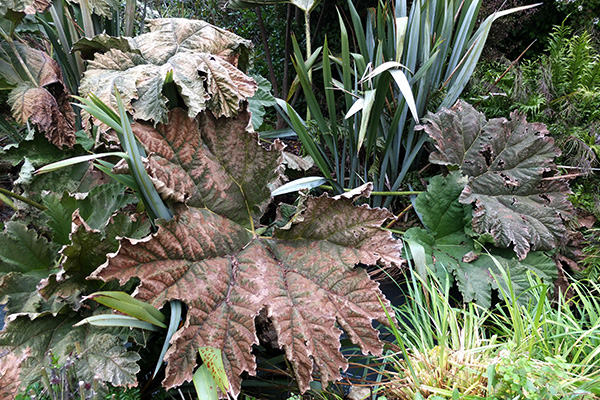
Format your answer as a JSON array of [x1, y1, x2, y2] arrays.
[[566, 31, 595, 92]]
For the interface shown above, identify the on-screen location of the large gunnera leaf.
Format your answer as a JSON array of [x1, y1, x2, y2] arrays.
[[91, 108, 403, 396], [416, 100, 573, 260], [76, 18, 256, 129], [405, 172, 556, 308]]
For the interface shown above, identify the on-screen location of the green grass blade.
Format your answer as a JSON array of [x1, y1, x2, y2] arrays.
[[74, 314, 162, 331], [72, 96, 124, 136], [404, 0, 421, 72], [322, 37, 338, 145], [286, 44, 323, 101], [347, 0, 369, 61], [353, 89, 376, 155], [389, 68, 419, 123], [279, 99, 335, 185], [445, 0, 480, 78], [36, 152, 128, 175], [258, 128, 297, 140], [442, 3, 541, 108], [410, 49, 440, 83], [291, 36, 329, 135], [113, 88, 172, 221], [86, 291, 167, 328], [338, 9, 354, 109], [94, 160, 140, 192], [395, 16, 408, 62]]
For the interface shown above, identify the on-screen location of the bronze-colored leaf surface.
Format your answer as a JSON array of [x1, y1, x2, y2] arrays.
[[3, 43, 75, 148], [94, 202, 398, 395], [72, 34, 139, 60], [416, 100, 486, 168], [10, 85, 76, 149], [139, 19, 253, 70], [199, 53, 257, 118], [0, 348, 30, 400], [418, 100, 573, 259], [92, 109, 402, 396], [131, 108, 283, 229]]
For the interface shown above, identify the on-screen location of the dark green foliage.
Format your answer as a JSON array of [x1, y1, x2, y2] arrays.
[[577, 228, 600, 281], [554, 0, 600, 32], [478, 0, 541, 60], [404, 172, 557, 308]]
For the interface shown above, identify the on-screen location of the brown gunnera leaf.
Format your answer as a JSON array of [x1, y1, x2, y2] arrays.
[[0, 348, 30, 400], [4, 44, 75, 148], [416, 100, 573, 259], [92, 108, 403, 397]]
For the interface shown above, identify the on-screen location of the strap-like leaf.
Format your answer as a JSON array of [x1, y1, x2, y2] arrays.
[[198, 347, 229, 395], [86, 291, 167, 328], [153, 300, 182, 378], [271, 176, 327, 196], [36, 152, 128, 175], [74, 314, 162, 331], [192, 364, 219, 400]]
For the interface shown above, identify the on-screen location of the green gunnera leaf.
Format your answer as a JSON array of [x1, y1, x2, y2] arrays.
[[406, 172, 556, 308]]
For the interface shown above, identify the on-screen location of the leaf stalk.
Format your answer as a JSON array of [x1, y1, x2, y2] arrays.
[[319, 185, 422, 196], [0, 187, 47, 210]]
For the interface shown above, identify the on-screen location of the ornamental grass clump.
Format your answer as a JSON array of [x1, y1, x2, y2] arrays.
[[380, 267, 600, 399], [381, 269, 498, 399]]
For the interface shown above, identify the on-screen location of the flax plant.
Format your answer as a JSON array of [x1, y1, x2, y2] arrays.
[[280, 0, 539, 208]]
